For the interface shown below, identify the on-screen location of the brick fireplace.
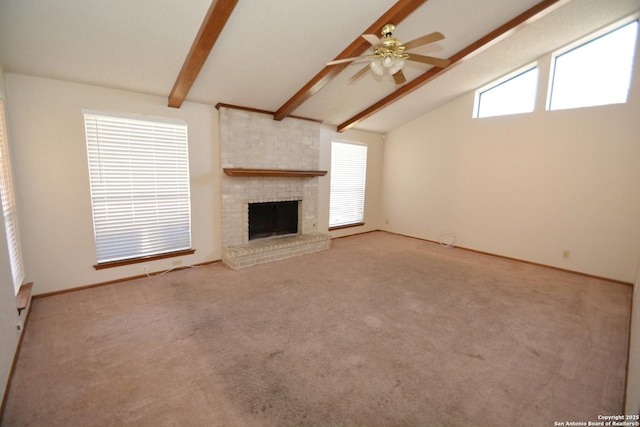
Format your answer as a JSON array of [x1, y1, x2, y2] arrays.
[[218, 105, 330, 269]]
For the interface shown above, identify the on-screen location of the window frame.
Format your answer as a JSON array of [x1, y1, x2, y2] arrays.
[[546, 16, 639, 111], [83, 110, 194, 268], [473, 63, 539, 119], [329, 140, 368, 230]]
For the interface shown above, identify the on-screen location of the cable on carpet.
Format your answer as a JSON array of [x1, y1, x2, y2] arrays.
[[438, 231, 458, 248]]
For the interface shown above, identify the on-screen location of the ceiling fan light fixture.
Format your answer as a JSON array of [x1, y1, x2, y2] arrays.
[[370, 58, 384, 76], [389, 57, 405, 75], [382, 54, 395, 68], [340, 23, 448, 85]]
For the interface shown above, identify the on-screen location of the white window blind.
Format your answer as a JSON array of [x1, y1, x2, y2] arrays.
[[330, 141, 367, 228], [0, 99, 25, 294], [83, 110, 192, 264]]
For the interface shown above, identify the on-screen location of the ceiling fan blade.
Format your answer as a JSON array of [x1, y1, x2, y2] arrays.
[[392, 69, 406, 85], [348, 65, 371, 84], [326, 56, 369, 66], [407, 53, 450, 68], [402, 31, 445, 51], [362, 34, 382, 47]]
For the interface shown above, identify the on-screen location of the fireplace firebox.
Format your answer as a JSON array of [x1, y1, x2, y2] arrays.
[[249, 201, 299, 240]]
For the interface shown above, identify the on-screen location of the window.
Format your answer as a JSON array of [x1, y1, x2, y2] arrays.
[[548, 20, 638, 111], [474, 66, 539, 118], [0, 99, 25, 294], [329, 141, 367, 229], [84, 111, 192, 266]]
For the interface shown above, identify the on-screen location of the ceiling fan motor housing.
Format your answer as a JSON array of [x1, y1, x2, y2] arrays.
[[381, 24, 395, 38], [375, 24, 409, 68]]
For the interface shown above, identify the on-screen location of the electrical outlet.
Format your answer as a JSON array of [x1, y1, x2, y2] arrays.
[[563, 250, 570, 259], [172, 260, 183, 267]]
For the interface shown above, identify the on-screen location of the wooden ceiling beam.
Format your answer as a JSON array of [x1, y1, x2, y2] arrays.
[[168, 0, 239, 108], [273, 0, 428, 121], [337, 0, 570, 132]]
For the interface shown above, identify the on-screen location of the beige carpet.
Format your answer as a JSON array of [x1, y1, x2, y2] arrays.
[[2, 231, 631, 426]]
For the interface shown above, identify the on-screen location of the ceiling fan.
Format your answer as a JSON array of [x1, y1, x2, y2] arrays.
[[327, 24, 450, 85]]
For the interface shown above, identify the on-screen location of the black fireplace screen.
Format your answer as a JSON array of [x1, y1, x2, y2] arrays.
[[248, 201, 299, 240]]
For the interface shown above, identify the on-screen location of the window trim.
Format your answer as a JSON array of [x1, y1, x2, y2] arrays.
[[546, 15, 639, 111], [473, 63, 539, 119], [93, 248, 195, 270], [328, 222, 365, 232]]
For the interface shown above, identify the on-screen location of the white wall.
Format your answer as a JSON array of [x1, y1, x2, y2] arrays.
[[5, 74, 221, 295], [319, 126, 384, 239], [380, 46, 640, 283]]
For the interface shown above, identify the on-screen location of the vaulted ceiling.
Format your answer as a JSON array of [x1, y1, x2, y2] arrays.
[[0, 0, 638, 133]]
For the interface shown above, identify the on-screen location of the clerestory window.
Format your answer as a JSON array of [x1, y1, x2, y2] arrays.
[[548, 20, 638, 111]]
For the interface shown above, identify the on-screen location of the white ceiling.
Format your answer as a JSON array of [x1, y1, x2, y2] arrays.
[[0, 0, 638, 133]]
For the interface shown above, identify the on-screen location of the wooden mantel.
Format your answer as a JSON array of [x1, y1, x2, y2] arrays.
[[223, 168, 327, 178]]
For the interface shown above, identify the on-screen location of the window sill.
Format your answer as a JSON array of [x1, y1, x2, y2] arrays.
[[329, 222, 365, 231], [93, 249, 195, 270], [16, 282, 33, 315]]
